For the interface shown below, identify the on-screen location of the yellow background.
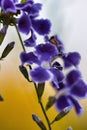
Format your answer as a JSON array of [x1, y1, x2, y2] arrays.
[[0, 27, 87, 130]]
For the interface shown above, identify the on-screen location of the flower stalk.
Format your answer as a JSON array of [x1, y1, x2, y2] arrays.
[[15, 24, 52, 130], [14, 23, 26, 52]]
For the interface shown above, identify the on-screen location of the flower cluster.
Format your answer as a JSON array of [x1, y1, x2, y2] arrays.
[[0, 0, 51, 42], [20, 34, 87, 116]]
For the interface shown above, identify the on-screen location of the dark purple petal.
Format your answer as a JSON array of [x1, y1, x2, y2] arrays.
[[0, 0, 2, 6], [32, 19, 51, 35], [56, 95, 72, 111], [30, 67, 51, 83], [22, 3, 42, 16], [66, 70, 81, 86], [28, 3, 42, 16], [20, 52, 39, 64], [63, 55, 72, 68], [51, 81, 65, 90], [44, 35, 49, 42], [63, 52, 81, 68], [35, 43, 59, 61], [68, 52, 81, 66], [18, 13, 31, 34], [70, 80, 87, 98], [1, 0, 16, 13], [50, 68, 64, 82], [51, 81, 60, 90], [24, 30, 36, 47], [58, 82, 65, 90], [69, 96, 83, 116]]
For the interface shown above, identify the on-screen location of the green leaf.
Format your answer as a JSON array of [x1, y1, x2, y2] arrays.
[[19, 65, 29, 81], [0, 25, 8, 45], [45, 96, 56, 111], [0, 41, 15, 59], [51, 107, 71, 124], [32, 114, 47, 130], [37, 83, 45, 101], [21, 0, 27, 2], [0, 95, 4, 101]]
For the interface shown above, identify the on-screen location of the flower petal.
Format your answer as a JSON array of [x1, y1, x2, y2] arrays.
[[16, 0, 33, 10], [63, 52, 81, 68], [18, 13, 31, 34], [1, 0, 16, 13], [35, 43, 59, 61], [32, 19, 51, 35], [51, 68, 64, 82], [24, 3, 42, 17], [66, 69, 81, 86], [24, 30, 36, 47], [69, 96, 83, 116], [56, 95, 72, 111], [30, 67, 51, 83], [70, 79, 87, 98], [20, 52, 39, 64]]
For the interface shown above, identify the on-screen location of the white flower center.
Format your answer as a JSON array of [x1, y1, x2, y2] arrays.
[[41, 61, 50, 69]]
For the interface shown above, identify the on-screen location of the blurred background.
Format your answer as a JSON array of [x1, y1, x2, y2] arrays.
[[0, 0, 87, 130]]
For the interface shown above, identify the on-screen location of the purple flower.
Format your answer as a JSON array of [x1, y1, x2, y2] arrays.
[[20, 42, 63, 84], [1, 0, 51, 35], [16, 0, 51, 35], [55, 69, 87, 116]]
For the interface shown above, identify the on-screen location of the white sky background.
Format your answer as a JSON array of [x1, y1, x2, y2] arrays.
[[35, 0, 87, 80]]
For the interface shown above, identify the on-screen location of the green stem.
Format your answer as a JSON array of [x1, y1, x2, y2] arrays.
[[50, 120, 55, 125], [14, 24, 26, 52], [34, 83, 52, 130]]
